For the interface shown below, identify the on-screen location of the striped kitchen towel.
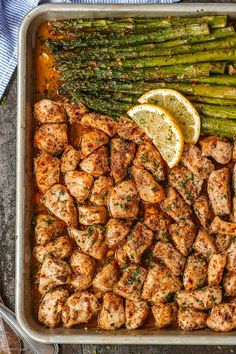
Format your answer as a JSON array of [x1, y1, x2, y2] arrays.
[[0, 0, 180, 100]]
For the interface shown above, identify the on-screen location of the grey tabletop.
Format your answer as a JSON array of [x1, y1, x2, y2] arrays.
[[0, 1, 236, 353]]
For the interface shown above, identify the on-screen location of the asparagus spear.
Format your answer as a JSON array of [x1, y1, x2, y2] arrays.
[[171, 75, 236, 86], [186, 95, 236, 106], [201, 116, 236, 138], [194, 103, 236, 119], [210, 62, 227, 74]]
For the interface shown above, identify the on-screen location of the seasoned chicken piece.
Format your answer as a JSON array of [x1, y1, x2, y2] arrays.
[[64, 102, 89, 124], [125, 300, 149, 330], [141, 264, 182, 303], [34, 99, 66, 124], [34, 152, 60, 193], [81, 129, 109, 157], [33, 235, 73, 263], [131, 165, 165, 204], [117, 116, 149, 144], [143, 205, 169, 233], [61, 145, 80, 174], [90, 176, 113, 206], [181, 144, 214, 179], [215, 233, 232, 253], [78, 205, 107, 225], [114, 265, 147, 301], [34, 213, 65, 245], [65, 171, 94, 202], [208, 168, 231, 216], [178, 308, 207, 331], [70, 250, 95, 291], [223, 272, 236, 297], [69, 226, 107, 260], [199, 136, 232, 165], [38, 256, 71, 295], [80, 146, 109, 177], [62, 292, 100, 328], [208, 254, 226, 285], [133, 142, 165, 181], [110, 137, 136, 183], [115, 247, 129, 269], [153, 242, 186, 276], [207, 303, 236, 332], [193, 195, 214, 230], [169, 166, 203, 205], [109, 180, 140, 219], [98, 293, 125, 330], [160, 187, 192, 224], [105, 218, 133, 248], [169, 222, 196, 257], [38, 288, 69, 328], [226, 241, 236, 273], [34, 123, 68, 156], [152, 303, 178, 329], [124, 222, 153, 264], [210, 216, 236, 236], [41, 184, 78, 227], [193, 230, 217, 261], [183, 253, 207, 291], [80, 112, 117, 137], [93, 263, 119, 292], [176, 286, 222, 311]]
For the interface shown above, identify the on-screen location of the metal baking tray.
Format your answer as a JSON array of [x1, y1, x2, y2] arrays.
[[16, 3, 236, 344]]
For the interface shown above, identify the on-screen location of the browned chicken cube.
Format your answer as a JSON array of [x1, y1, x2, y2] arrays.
[[41, 184, 78, 227], [98, 293, 125, 330], [176, 286, 222, 311], [133, 142, 165, 181], [143, 206, 172, 242], [178, 308, 207, 331], [226, 241, 236, 273], [152, 303, 178, 329], [207, 303, 236, 332], [34, 152, 60, 193], [110, 137, 136, 183], [193, 230, 217, 261], [169, 222, 196, 257], [210, 216, 236, 236], [90, 176, 113, 206], [92, 263, 119, 292], [105, 218, 133, 248], [117, 116, 149, 144], [80, 112, 117, 137], [114, 265, 147, 301], [199, 136, 232, 165], [81, 129, 109, 157], [223, 272, 236, 297], [70, 250, 95, 291], [64, 171, 94, 202], [34, 213, 65, 245], [115, 247, 129, 269], [34, 123, 68, 156], [183, 253, 207, 291], [208, 254, 226, 285], [61, 145, 80, 174], [33, 235, 73, 263], [215, 233, 232, 253], [34, 99, 66, 124], [64, 102, 89, 124], [78, 205, 107, 225], [109, 180, 140, 219], [125, 300, 149, 330], [80, 146, 110, 177], [193, 195, 214, 230], [208, 168, 231, 216], [131, 165, 165, 204]]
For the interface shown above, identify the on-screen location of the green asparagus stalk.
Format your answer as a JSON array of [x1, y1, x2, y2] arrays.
[[210, 62, 227, 74], [194, 103, 236, 119], [170, 75, 236, 86], [186, 95, 236, 106], [201, 116, 236, 138]]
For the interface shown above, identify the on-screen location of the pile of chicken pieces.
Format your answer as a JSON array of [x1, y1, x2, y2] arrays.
[[33, 98, 236, 332]]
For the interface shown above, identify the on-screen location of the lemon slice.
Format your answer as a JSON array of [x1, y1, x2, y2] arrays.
[[127, 104, 184, 168], [138, 89, 201, 144]]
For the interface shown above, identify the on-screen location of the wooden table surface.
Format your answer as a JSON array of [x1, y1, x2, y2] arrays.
[[0, 1, 235, 353]]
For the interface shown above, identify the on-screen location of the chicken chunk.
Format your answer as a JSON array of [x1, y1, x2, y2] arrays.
[[38, 288, 69, 328], [131, 166, 165, 204], [34, 99, 66, 124], [80, 112, 117, 137], [210, 216, 236, 236], [208, 168, 231, 216], [62, 292, 100, 328], [81, 129, 109, 157], [181, 144, 214, 179], [125, 300, 149, 330], [34, 123, 68, 156], [34, 213, 65, 245], [176, 286, 222, 311], [152, 303, 178, 329], [193, 230, 217, 261], [223, 272, 236, 297], [92, 263, 119, 292], [160, 187, 192, 224], [208, 254, 226, 285], [90, 176, 113, 206], [34, 152, 60, 193], [178, 308, 207, 331], [193, 195, 214, 230], [199, 136, 232, 165], [207, 303, 236, 332], [65, 171, 94, 202], [78, 205, 107, 225], [215, 233, 232, 253], [38, 256, 71, 295], [80, 146, 110, 177], [109, 180, 140, 219], [226, 241, 236, 273], [124, 222, 153, 264], [117, 116, 148, 144], [183, 253, 207, 291], [69, 225, 107, 260], [70, 250, 95, 291], [133, 142, 165, 181], [110, 137, 136, 183], [169, 166, 203, 205], [41, 184, 78, 227], [153, 241, 186, 276], [114, 265, 147, 301], [115, 247, 129, 269], [64, 102, 89, 124], [169, 222, 196, 257], [98, 293, 125, 330], [105, 218, 133, 248], [33, 235, 73, 263], [61, 145, 81, 174]]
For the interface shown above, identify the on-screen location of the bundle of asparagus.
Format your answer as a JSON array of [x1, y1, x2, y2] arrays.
[[47, 15, 236, 137]]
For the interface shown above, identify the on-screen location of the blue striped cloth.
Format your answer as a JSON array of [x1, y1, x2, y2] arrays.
[[0, 0, 180, 99]]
